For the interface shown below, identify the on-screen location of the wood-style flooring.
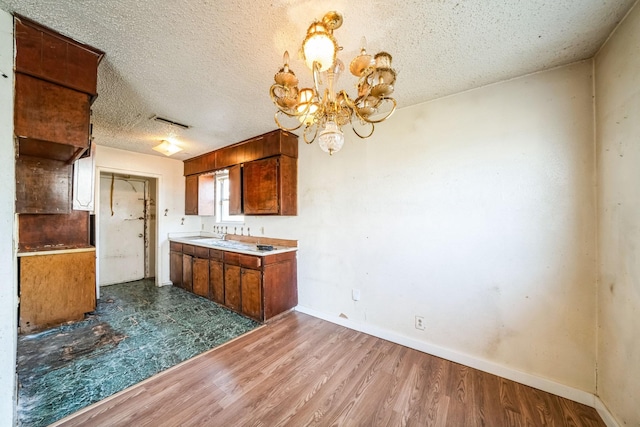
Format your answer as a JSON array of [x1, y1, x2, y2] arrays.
[[54, 312, 605, 427]]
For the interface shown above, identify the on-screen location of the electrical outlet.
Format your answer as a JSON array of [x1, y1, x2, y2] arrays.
[[352, 289, 361, 301], [415, 316, 425, 330]]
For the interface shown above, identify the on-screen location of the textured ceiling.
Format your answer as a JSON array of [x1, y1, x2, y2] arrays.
[[0, 0, 636, 160]]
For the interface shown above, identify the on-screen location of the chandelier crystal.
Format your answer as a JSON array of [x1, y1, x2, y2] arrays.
[[269, 11, 397, 155]]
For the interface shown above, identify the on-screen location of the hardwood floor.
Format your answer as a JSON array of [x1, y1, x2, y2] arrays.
[[53, 312, 604, 427]]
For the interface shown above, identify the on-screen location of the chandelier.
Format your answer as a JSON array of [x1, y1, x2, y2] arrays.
[[269, 11, 397, 155]]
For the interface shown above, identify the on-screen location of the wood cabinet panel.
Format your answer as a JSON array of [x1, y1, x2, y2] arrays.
[[182, 244, 195, 256], [18, 210, 89, 252], [15, 74, 91, 149], [198, 174, 215, 216], [185, 175, 198, 215], [170, 242, 183, 252], [185, 173, 215, 216], [242, 155, 297, 216], [243, 157, 279, 215], [279, 155, 297, 216], [192, 257, 209, 298], [209, 260, 224, 304], [15, 16, 104, 95], [184, 152, 216, 176], [170, 250, 183, 288], [224, 264, 241, 311], [16, 155, 72, 214], [19, 250, 96, 333], [263, 255, 298, 319], [241, 269, 263, 321], [182, 254, 193, 292], [209, 249, 223, 261], [228, 164, 242, 215]]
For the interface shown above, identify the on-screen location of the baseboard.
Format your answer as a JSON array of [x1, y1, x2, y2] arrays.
[[295, 305, 595, 408], [594, 397, 621, 427]]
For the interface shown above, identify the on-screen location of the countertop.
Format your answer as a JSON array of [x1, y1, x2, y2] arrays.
[[169, 235, 297, 257]]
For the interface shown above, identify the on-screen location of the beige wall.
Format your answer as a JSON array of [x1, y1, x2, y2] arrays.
[[595, 2, 640, 425], [0, 9, 15, 427], [205, 60, 599, 393]]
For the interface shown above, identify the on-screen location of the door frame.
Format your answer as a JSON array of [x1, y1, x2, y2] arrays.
[[95, 167, 160, 298]]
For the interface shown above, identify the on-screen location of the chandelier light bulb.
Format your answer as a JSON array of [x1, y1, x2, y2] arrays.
[[302, 23, 337, 72]]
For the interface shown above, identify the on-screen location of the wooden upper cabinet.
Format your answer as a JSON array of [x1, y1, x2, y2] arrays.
[[243, 157, 279, 215], [185, 173, 215, 216], [182, 129, 298, 216], [184, 152, 216, 176], [185, 175, 199, 215], [15, 74, 91, 151], [243, 155, 297, 216], [228, 164, 242, 215], [15, 15, 104, 96], [14, 16, 103, 164]]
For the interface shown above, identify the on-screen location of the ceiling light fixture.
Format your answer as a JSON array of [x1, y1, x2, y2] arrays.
[[153, 140, 182, 156], [270, 11, 397, 155]]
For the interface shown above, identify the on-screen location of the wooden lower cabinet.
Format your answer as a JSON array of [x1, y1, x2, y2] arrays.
[[241, 268, 262, 320], [224, 264, 242, 312], [19, 250, 96, 333], [192, 257, 209, 298], [170, 243, 183, 288], [182, 254, 193, 293], [170, 240, 297, 322], [209, 258, 224, 304]]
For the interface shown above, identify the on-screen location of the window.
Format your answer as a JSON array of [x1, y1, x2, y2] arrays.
[[215, 170, 244, 223]]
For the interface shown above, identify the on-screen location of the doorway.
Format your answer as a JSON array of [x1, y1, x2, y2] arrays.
[[98, 173, 157, 286]]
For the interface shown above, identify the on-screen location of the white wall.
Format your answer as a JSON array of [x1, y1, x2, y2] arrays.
[[205, 61, 598, 393], [595, 2, 640, 425], [0, 9, 15, 427], [94, 145, 197, 286]]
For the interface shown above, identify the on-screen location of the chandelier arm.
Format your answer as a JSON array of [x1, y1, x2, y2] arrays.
[[303, 123, 319, 144], [351, 121, 375, 139], [274, 110, 305, 132], [312, 61, 322, 95], [360, 97, 398, 124], [269, 84, 300, 114]]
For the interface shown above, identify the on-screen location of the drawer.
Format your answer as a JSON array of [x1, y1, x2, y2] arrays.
[[263, 251, 296, 265], [182, 244, 195, 256], [195, 246, 209, 258], [170, 242, 182, 252], [223, 252, 261, 269], [209, 249, 224, 260], [239, 254, 261, 269]]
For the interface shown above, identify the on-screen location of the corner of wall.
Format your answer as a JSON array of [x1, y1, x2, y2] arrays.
[[0, 8, 17, 427]]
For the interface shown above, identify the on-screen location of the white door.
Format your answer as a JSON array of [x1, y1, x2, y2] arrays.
[[99, 174, 147, 285]]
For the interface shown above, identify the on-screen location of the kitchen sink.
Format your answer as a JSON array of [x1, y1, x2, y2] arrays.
[[193, 238, 256, 250]]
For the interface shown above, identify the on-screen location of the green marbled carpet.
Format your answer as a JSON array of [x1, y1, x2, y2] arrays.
[[17, 279, 258, 427]]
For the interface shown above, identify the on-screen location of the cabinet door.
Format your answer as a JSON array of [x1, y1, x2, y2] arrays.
[[228, 164, 243, 215], [198, 174, 215, 216], [170, 251, 183, 288], [243, 157, 279, 214], [209, 260, 224, 304], [241, 268, 263, 321], [182, 254, 193, 292], [185, 175, 198, 215], [224, 264, 241, 311], [15, 74, 91, 149], [192, 257, 209, 298]]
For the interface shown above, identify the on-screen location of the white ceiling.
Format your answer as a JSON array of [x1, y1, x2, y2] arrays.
[[0, 0, 636, 160]]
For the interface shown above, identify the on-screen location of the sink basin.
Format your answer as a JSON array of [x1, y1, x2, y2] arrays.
[[194, 238, 255, 251]]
